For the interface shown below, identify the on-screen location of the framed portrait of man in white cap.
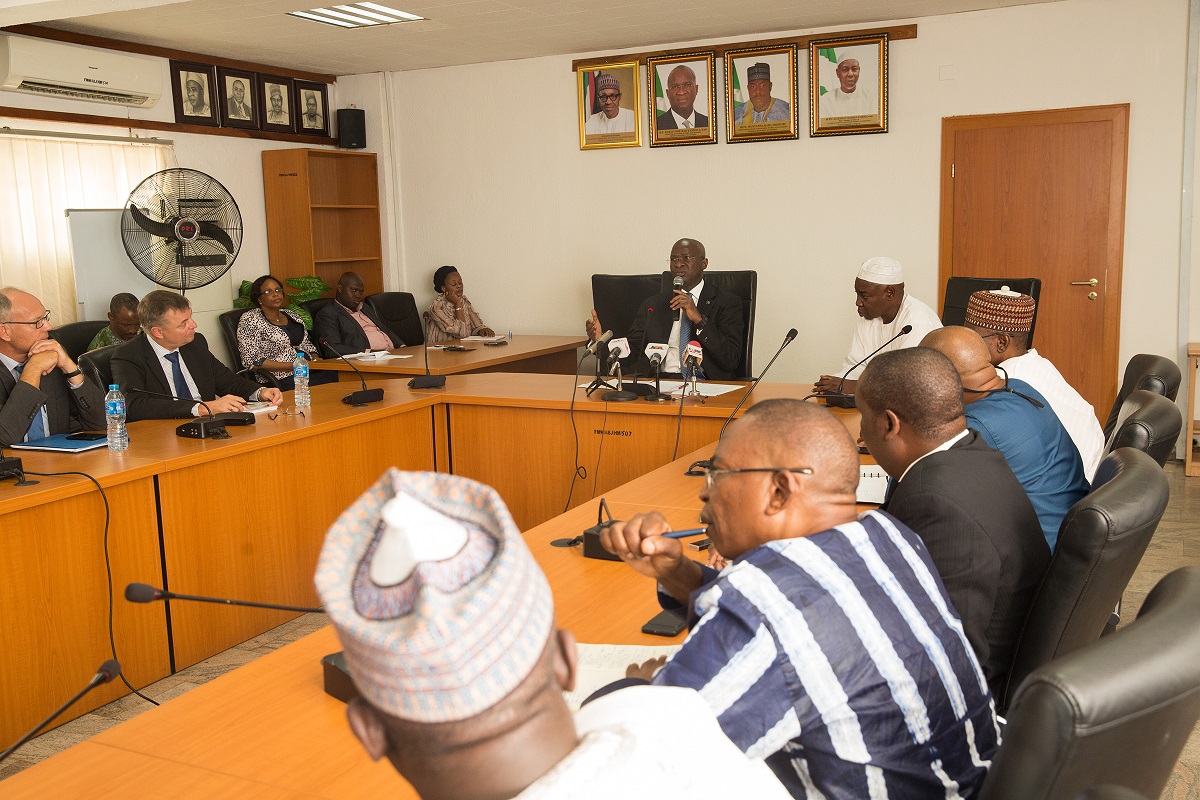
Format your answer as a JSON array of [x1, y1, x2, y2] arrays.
[[647, 52, 717, 148], [725, 45, 799, 144], [576, 60, 641, 150], [809, 33, 888, 137], [169, 61, 218, 126]]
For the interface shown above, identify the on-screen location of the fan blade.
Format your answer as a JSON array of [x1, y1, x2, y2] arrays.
[[197, 221, 235, 253], [130, 205, 178, 240]]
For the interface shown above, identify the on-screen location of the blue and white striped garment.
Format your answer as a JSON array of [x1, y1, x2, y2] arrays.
[[653, 510, 1000, 799]]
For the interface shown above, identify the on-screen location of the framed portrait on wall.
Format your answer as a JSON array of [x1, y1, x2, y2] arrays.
[[217, 67, 257, 129], [724, 45, 799, 144], [647, 52, 717, 147], [294, 80, 329, 136], [169, 61, 219, 127], [577, 60, 641, 150], [259, 75, 295, 133], [810, 33, 888, 136]]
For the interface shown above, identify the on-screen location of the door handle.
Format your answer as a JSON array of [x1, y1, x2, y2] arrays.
[[1071, 278, 1099, 286]]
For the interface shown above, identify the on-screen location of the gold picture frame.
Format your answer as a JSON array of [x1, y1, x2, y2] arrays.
[[725, 45, 799, 144], [577, 61, 642, 150], [647, 52, 717, 147], [810, 33, 888, 137]]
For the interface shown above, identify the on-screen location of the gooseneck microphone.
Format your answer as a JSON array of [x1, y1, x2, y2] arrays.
[[671, 275, 684, 321], [585, 329, 614, 356], [823, 324, 913, 409], [0, 659, 121, 764], [124, 582, 322, 613], [126, 387, 229, 439], [320, 339, 388, 402], [407, 315, 447, 390], [719, 327, 798, 439]]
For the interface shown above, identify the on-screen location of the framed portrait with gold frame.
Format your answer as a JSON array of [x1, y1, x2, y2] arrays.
[[577, 61, 641, 150], [810, 33, 888, 136], [647, 52, 717, 147], [725, 45, 798, 144]]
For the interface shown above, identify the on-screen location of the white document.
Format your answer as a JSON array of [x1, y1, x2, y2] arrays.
[[563, 643, 683, 711], [857, 465, 889, 504], [462, 335, 506, 342]]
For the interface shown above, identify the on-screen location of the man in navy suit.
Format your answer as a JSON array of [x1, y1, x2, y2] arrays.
[[656, 64, 709, 131]]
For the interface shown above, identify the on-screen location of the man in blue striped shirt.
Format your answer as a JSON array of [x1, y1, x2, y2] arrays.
[[602, 399, 999, 798]]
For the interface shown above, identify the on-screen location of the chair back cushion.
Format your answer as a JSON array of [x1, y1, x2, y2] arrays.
[[1103, 354, 1183, 439], [590, 274, 663, 349], [50, 320, 109, 362], [659, 270, 758, 378], [1103, 390, 1183, 467], [941, 277, 1042, 347], [79, 344, 122, 390], [366, 292, 423, 346]]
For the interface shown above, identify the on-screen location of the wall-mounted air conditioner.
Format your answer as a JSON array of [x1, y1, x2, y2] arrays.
[[0, 34, 162, 108]]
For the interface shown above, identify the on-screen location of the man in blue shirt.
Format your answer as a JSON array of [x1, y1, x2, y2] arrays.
[[601, 399, 998, 799]]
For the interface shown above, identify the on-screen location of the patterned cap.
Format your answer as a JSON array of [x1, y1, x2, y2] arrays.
[[747, 62, 771, 82], [856, 256, 904, 285], [964, 288, 1036, 333], [315, 469, 554, 723], [596, 74, 621, 92]]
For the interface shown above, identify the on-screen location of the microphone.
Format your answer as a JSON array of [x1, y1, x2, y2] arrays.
[[126, 387, 229, 439], [408, 313, 447, 390], [824, 324, 913, 409], [719, 327, 797, 439], [0, 660, 121, 764], [643, 342, 672, 402], [672, 275, 684, 321], [586, 329, 614, 356], [684, 340, 703, 371], [319, 339, 389, 401], [124, 582, 322, 613]]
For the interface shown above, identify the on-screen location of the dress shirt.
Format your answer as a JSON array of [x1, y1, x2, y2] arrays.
[[662, 280, 702, 375], [584, 108, 635, 135], [838, 292, 943, 379], [148, 336, 259, 415], [670, 109, 698, 128], [346, 303, 394, 351], [0, 352, 50, 441]]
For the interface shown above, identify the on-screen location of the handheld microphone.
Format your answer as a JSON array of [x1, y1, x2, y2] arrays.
[[824, 324, 913, 409], [672, 275, 684, 321], [719, 327, 797, 439], [124, 582, 322, 613], [0, 659, 121, 764], [320, 339, 389, 401], [586, 329, 614, 356], [127, 388, 229, 439], [408, 314, 447, 390]]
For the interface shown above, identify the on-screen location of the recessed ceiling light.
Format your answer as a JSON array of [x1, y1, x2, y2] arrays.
[[288, 2, 424, 28]]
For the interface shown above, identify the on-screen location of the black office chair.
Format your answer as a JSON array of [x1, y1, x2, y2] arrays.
[[658, 270, 758, 379], [302, 297, 334, 321], [941, 277, 1042, 347], [79, 344, 121, 390], [590, 274, 662, 343], [1103, 389, 1183, 468], [1103, 354, 1182, 440], [980, 567, 1200, 800], [50, 320, 109, 362], [218, 308, 254, 370], [1074, 789, 1151, 800], [366, 291, 423, 346], [997, 447, 1170, 712]]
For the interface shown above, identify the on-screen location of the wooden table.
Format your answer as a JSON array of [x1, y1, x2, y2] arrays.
[[1187, 343, 1199, 477], [312, 334, 586, 378]]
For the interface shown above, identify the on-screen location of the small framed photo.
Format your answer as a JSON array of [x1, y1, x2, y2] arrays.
[[169, 61, 218, 126], [294, 80, 329, 136], [810, 33, 888, 136], [577, 61, 641, 150], [259, 75, 294, 133], [725, 45, 799, 144], [217, 68, 257, 129], [647, 52, 717, 147]]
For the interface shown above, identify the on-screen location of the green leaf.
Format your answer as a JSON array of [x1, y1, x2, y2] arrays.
[[233, 296, 252, 309], [286, 275, 332, 306], [286, 303, 314, 329], [237, 279, 253, 299]]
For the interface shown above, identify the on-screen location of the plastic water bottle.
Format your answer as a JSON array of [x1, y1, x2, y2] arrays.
[[293, 351, 310, 408], [105, 384, 128, 452]]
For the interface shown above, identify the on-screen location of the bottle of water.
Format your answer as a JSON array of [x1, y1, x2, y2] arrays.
[[293, 351, 310, 408], [105, 384, 128, 452]]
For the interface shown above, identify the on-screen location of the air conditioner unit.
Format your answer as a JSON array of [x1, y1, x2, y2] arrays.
[[0, 34, 162, 108]]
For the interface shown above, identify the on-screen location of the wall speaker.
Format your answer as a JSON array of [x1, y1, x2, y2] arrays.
[[337, 108, 366, 149]]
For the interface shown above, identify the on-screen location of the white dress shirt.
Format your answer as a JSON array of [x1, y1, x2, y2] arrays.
[[839, 292, 943, 379], [669, 109, 698, 129], [662, 279, 703, 375]]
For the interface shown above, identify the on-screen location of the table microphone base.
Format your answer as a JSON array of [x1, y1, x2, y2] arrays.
[[342, 388, 386, 405], [823, 395, 856, 408], [176, 419, 230, 439], [407, 375, 446, 390], [601, 389, 638, 402]]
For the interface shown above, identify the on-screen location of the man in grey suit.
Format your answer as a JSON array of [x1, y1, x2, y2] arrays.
[[656, 64, 708, 130], [0, 288, 104, 447]]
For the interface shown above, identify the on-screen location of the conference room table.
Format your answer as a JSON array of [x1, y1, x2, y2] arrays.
[[311, 333, 587, 378]]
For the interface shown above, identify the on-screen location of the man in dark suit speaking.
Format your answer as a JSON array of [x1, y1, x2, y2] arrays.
[[586, 238, 743, 380], [113, 290, 282, 422], [314, 272, 405, 357], [656, 64, 708, 130]]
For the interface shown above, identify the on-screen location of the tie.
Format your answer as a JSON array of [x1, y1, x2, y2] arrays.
[[13, 363, 47, 441], [164, 352, 192, 400], [678, 299, 705, 381], [682, 119, 694, 129]]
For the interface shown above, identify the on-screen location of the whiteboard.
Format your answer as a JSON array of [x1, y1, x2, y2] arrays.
[[65, 208, 237, 367]]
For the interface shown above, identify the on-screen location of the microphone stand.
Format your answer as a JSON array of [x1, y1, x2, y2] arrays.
[[601, 360, 637, 402], [408, 313, 446, 390], [679, 357, 706, 401], [0, 660, 120, 764], [823, 324, 913, 409], [125, 583, 322, 613], [584, 343, 620, 397], [718, 328, 797, 439], [644, 356, 673, 402], [320, 339, 386, 403]]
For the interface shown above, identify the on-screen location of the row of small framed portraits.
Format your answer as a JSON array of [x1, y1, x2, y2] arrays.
[[168, 59, 331, 137], [577, 33, 888, 150]]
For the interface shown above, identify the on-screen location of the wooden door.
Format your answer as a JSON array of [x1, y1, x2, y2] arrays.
[[939, 105, 1129, 419]]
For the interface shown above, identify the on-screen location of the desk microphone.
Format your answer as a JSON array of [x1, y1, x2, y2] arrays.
[[407, 315, 446, 390], [719, 327, 797, 439], [671, 275, 684, 321], [585, 329, 613, 356], [124, 582, 322, 613], [822, 324, 912, 409], [320, 339, 388, 402], [126, 388, 230, 439], [0, 659, 120, 764], [644, 343, 672, 402]]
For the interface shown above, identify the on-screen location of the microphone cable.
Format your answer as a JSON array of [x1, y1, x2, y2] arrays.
[[563, 350, 592, 514], [590, 398, 610, 499], [671, 379, 687, 461]]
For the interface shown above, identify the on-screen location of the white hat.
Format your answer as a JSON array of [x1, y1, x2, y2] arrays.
[[837, 51, 859, 66], [856, 256, 904, 285]]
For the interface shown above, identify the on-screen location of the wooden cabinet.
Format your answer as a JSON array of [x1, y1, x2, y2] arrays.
[[261, 149, 383, 296]]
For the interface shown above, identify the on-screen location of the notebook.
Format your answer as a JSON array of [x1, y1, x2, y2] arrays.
[[857, 466, 889, 504], [11, 433, 110, 453]]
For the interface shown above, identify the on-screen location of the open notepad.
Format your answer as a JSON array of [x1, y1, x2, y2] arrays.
[[857, 466, 889, 504], [563, 643, 683, 711]]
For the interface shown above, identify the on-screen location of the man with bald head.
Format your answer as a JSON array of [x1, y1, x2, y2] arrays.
[[858, 347, 1049, 698], [921, 326, 1089, 551], [314, 271, 404, 357], [600, 398, 998, 798], [657, 64, 709, 130]]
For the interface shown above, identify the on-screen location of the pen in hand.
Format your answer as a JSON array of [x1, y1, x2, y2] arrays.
[[663, 527, 707, 540]]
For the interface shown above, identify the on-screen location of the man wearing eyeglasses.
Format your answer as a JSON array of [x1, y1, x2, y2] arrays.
[[0, 288, 105, 447], [656, 64, 708, 131], [598, 399, 998, 799], [585, 73, 635, 135]]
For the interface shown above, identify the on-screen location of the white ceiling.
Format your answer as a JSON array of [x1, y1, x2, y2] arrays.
[[8, 0, 1063, 76]]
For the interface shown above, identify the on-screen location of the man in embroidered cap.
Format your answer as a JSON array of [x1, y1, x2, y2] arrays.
[[963, 288, 1104, 480], [813, 256, 942, 397], [585, 73, 635, 135], [819, 49, 876, 120], [732, 62, 790, 127], [315, 469, 791, 799]]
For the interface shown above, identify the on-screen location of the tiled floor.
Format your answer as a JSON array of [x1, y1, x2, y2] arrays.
[[3, 463, 1200, 797]]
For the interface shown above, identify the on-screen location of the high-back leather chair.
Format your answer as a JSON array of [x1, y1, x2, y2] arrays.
[[658, 270, 758, 379], [980, 567, 1200, 800], [367, 291, 423, 346], [50, 320, 109, 361], [1103, 389, 1183, 467], [218, 308, 253, 369], [997, 447, 1170, 711], [941, 277, 1042, 346], [1103, 354, 1182, 440], [590, 274, 663, 347], [78, 344, 121, 390]]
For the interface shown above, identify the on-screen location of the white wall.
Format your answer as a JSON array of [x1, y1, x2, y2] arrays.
[[359, 0, 1193, 386]]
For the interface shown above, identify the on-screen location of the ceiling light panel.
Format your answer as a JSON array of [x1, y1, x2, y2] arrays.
[[289, 2, 425, 28]]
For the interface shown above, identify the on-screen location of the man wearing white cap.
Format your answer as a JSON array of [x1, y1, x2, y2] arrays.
[[182, 72, 210, 117], [315, 469, 791, 800], [814, 256, 942, 397], [819, 50, 875, 120], [585, 73, 635, 135]]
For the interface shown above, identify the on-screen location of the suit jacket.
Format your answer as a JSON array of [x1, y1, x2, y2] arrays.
[[881, 431, 1050, 699], [656, 110, 709, 130], [623, 283, 744, 380], [313, 300, 404, 357], [0, 364, 105, 446], [112, 332, 262, 422]]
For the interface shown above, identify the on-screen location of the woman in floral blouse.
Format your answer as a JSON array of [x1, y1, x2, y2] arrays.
[[236, 275, 319, 391]]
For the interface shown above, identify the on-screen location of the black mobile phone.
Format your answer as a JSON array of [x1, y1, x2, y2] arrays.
[[66, 432, 107, 441], [484, 340, 508, 347], [687, 537, 712, 551], [641, 609, 686, 637]]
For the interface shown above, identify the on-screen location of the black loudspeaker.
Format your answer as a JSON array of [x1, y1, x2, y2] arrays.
[[337, 108, 366, 149]]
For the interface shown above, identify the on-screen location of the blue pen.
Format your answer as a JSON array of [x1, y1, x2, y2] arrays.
[[664, 527, 707, 539]]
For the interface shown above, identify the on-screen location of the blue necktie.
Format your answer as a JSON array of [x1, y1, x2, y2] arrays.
[[678, 298, 705, 381], [13, 363, 47, 441], [164, 352, 193, 400]]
